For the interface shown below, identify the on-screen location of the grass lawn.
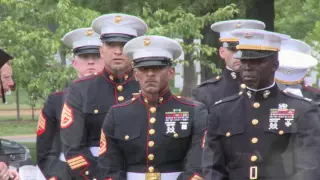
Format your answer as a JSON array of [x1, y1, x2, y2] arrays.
[[0, 89, 43, 110], [0, 115, 39, 121], [0, 120, 37, 136], [20, 142, 36, 164]]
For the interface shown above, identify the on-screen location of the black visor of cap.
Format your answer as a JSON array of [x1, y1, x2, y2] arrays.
[[133, 57, 173, 68], [233, 50, 277, 59], [223, 42, 239, 48], [101, 33, 136, 43], [73, 46, 100, 55]]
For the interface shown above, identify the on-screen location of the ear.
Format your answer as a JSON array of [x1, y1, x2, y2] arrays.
[[134, 69, 139, 81], [219, 47, 225, 59], [168, 67, 175, 80], [72, 59, 77, 69], [99, 46, 104, 59], [272, 59, 279, 72]]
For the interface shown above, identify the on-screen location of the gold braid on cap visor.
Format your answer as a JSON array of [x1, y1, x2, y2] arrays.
[[236, 45, 280, 51]]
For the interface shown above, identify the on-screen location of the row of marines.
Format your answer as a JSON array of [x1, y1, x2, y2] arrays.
[[36, 13, 320, 180]]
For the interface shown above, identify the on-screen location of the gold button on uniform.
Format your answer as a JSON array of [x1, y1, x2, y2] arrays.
[[93, 178, 97, 180], [216, 76, 220, 80], [117, 85, 123, 91], [174, 133, 179, 138], [118, 96, 124, 101], [94, 109, 99, 114], [150, 107, 156, 113], [240, 84, 246, 89], [109, 75, 114, 81], [251, 155, 258, 162], [149, 129, 155, 135], [148, 154, 154, 160], [279, 130, 284, 135], [85, 171, 89, 175], [148, 141, 155, 147], [177, 96, 181, 99], [148, 166, 154, 172], [124, 135, 129, 140], [226, 132, 231, 137], [252, 119, 259, 125], [251, 137, 258, 144], [253, 102, 260, 108], [150, 118, 156, 123]]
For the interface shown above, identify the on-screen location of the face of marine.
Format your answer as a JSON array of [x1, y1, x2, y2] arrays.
[[72, 53, 104, 77], [100, 42, 132, 75], [239, 53, 279, 89], [135, 66, 174, 98], [220, 47, 241, 71]]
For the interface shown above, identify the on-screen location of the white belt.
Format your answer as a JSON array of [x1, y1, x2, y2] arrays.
[[59, 146, 99, 162], [127, 172, 181, 180]]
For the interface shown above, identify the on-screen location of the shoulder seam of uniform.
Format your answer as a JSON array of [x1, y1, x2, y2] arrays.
[[51, 91, 67, 95], [303, 85, 320, 93], [73, 72, 102, 83], [112, 98, 138, 108], [173, 96, 198, 107], [281, 91, 312, 103], [213, 92, 242, 107], [198, 76, 222, 87]]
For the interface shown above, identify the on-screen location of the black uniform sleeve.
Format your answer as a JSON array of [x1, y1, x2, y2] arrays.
[[290, 105, 320, 180], [202, 105, 228, 180], [98, 107, 126, 180], [60, 83, 99, 179], [177, 103, 207, 180], [191, 88, 202, 102], [36, 94, 70, 179]]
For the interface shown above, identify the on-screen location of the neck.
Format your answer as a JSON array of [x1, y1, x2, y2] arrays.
[[226, 66, 234, 71], [142, 86, 169, 100], [106, 66, 131, 77], [248, 81, 275, 91]]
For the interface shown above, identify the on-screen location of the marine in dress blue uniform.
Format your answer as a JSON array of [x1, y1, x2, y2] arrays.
[[36, 27, 103, 180], [60, 14, 147, 179], [202, 29, 320, 179], [99, 35, 207, 180], [192, 20, 265, 109]]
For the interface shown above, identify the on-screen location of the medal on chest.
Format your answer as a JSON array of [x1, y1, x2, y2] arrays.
[[165, 109, 189, 133], [269, 103, 295, 130]]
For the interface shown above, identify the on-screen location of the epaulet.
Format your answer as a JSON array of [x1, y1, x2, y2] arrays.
[[213, 91, 242, 107], [281, 90, 313, 103], [112, 97, 138, 108], [303, 85, 320, 94], [51, 91, 67, 96], [173, 96, 198, 107], [73, 72, 102, 83], [198, 76, 222, 87]]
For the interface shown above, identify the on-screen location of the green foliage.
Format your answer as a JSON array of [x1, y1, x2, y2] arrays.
[[142, 3, 238, 66], [0, 0, 100, 105], [275, 0, 320, 86]]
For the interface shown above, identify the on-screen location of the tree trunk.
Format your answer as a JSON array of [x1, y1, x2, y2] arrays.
[[245, 0, 275, 31], [59, 45, 67, 66], [180, 38, 197, 97], [16, 87, 21, 121], [32, 106, 35, 121], [200, 24, 225, 82]]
